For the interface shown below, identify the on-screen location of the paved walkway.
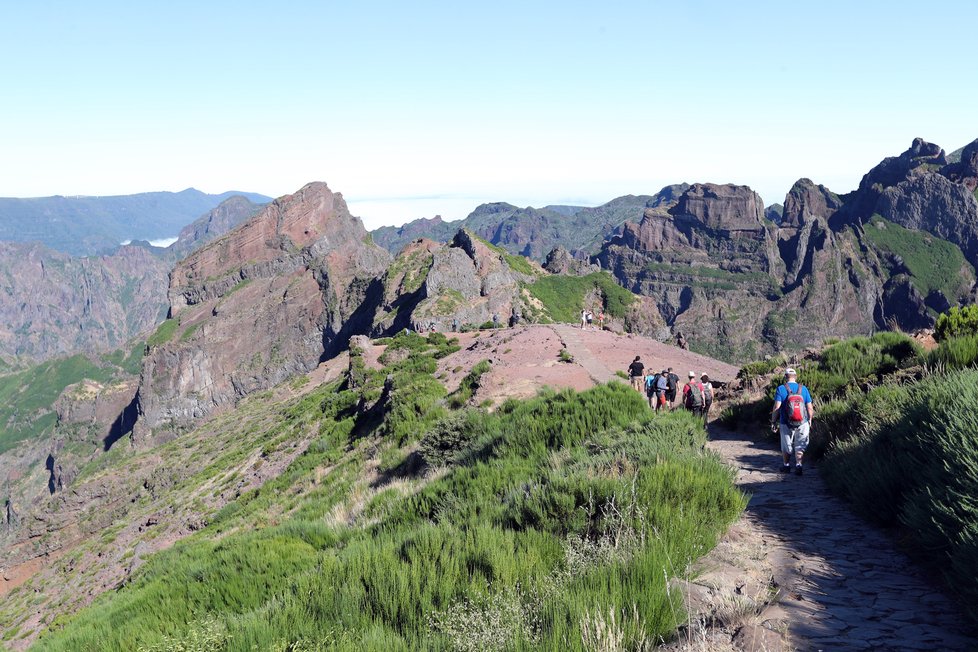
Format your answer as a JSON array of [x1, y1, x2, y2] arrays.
[[704, 428, 976, 651], [549, 324, 617, 384], [541, 327, 974, 650]]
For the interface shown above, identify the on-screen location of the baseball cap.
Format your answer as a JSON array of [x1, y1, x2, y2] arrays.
[[688, 371, 696, 377], [785, 368, 797, 376]]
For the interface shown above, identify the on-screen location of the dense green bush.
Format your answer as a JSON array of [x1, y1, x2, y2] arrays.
[[822, 369, 978, 620], [925, 333, 978, 371], [935, 305, 978, 340]]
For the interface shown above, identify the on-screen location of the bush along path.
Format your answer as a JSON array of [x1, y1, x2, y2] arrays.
[[692, 426, 977, 651]]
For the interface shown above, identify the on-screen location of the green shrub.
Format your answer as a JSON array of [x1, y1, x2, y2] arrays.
[[448, 360, 491, 409], [935, 305, 978, 341], [925, 333, 978, 371], [147, 318, 179, 347]]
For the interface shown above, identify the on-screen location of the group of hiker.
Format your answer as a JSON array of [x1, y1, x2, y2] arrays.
[[579, 308, 604, 330], [626, 356, 714, 422]]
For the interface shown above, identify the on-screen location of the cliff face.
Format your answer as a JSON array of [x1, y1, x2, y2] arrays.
[[134, 182, 391, 434], [0, 243, 170, 362], [596, 156, 976, 360]]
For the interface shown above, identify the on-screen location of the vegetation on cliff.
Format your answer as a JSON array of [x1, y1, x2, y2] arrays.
[[31, 332, 744, 651]]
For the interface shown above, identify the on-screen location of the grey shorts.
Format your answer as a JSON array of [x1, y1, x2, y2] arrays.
[[780, 422, 810, 455]]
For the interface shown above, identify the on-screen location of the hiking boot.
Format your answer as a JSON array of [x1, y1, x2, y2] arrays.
[[779, 464, 791, 474], [795, 465, 803, 476]]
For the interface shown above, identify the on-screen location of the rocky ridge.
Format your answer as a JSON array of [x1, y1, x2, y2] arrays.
[[133, 182, 391, 436]]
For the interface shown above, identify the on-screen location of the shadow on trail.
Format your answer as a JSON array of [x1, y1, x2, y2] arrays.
[[705, 425, 977, 650]]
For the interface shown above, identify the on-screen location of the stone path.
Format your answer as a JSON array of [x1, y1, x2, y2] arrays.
[[700, 427, 976, 651], [549, 324, 617, 384]]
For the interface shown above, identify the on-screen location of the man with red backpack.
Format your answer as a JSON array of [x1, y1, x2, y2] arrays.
[[682, 371, 706, 419], [770, 368, 814, 476]]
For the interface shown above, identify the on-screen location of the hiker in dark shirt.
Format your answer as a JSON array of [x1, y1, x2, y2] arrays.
[[627, 356, 645, 393], [665, 367, 679, 408]]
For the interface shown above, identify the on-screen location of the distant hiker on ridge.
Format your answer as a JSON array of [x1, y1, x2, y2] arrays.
[[770, 368, 814, 476], [586, 309, 594, 329], [676, 331, 689, 350], [627, 356, 645, 393], [580, 308, 588, 329], [598, 310, 605, 330]]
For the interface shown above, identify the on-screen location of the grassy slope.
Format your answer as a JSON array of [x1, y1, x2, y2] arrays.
[[863, 216, 974, 299], [525, 272, 635, 323], [31, 332, 744, 651], [0, 344, 143, 454]]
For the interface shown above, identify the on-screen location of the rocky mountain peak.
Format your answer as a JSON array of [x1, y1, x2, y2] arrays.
[[941, 138, 978, 191], [670, 183, 767, 233], [781, 178, 843, 228], [134, 182, 391, 437]]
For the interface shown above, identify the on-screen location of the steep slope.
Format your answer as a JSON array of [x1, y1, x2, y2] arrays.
[[2, 327, 743, 651], [0, 188, 271, 256], [0, 243, 169, 362], [133, 182, 391, 436], [0, 196, 272, 364]]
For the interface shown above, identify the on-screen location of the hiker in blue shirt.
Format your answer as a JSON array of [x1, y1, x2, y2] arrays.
[[770, 368, 814, 476]]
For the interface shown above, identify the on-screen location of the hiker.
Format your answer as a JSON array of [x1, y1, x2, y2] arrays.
[[682, 371, 706, 418], [598, 310, 605, 330], [509, 306, 521, 327], [700, 373, 714, 425], [652, 368, 669, 412], [586, 310, 594, 329], [451, 317, 459, 332], [580, 308, 588, 329], [627, 356, 645, 393], [770, 368, 814, 476], [492, 313, 501, 328], [644, 369, 659, 409], [665, 367, 679, 409], [676, 331, 689, 350]]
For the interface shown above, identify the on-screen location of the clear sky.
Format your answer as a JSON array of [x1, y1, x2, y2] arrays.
[[1, 1, 976, 230]]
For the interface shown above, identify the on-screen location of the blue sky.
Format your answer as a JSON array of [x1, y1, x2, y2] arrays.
[[1, 1, 976, 229]]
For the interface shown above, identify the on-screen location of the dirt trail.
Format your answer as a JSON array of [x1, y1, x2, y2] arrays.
[[549, 324, 617, 384], [694, 428, 976, 651]]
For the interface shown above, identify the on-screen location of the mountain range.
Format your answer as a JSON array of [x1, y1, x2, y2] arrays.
[[1, 138, 978, 647], [0, 188, 270, 256]]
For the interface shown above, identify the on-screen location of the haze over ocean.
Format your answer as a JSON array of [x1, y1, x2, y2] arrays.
[[1, 1, 976, 228]]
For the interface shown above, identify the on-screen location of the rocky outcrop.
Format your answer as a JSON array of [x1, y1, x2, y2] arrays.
[[542, 246, 599, 276], [373, 230, 533, 332], [598, 180, 885, 360], [875, 173, 978, 264], [841, 137, 948, 224], [133, 182, 391, 434], [371, 192, 679, 260], [673, 183, 768, 234]]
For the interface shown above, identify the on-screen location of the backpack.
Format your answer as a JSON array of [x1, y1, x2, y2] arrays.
[[783, 385, 806, 426], [703, 383, 714, 404], [646, 374, 658, 390], [667, 374, 678, 392], [686, 382, 704, 409]]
